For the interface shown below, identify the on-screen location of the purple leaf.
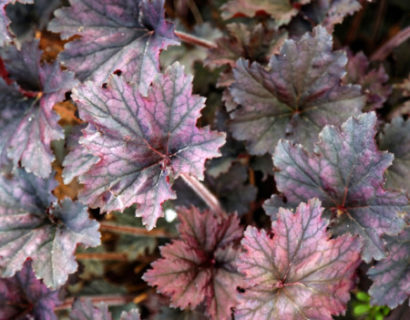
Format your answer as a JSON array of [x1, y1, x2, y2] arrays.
[[62, 124, 99, 185], [266, 112, 408, 262], [0, 260, 59, 320], [221, 0, 310, 26], [303, 0, 362, 32], [0, 0, 33, 45], [48, 0, 179, 95], [378, 117, 410, 193], [236, 198, 361, 320], [0, 40, 77, 178], [69, 298, 141, 320], [69, 64, 225, 229], [344, 51, 391, 111], [143, 207, 243, 320], [0, 169, 101, 289], [368, 224, 410, 308], [228, 26, 364, 154]]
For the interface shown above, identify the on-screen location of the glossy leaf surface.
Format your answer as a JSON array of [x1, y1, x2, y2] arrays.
[[70, 64, 225, 229], [236, 199, 361, 320], [228, 26, 364, 154], [267, 113, 408, 261], [0, 170, 100, 288], [48, 0, 178, 94], [0, 260, 59, 320], [143, 207, 243, 320]]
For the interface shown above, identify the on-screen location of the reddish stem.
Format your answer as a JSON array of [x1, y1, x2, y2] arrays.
[[371, 26, 410, 61], [54, 294, 136, 311], [100, 222, 172, 238], [175, 30, 217, 49]]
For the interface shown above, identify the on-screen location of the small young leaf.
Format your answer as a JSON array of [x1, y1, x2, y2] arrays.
[[266, 112, 408, 262], [302, 0, 362, 32], [0, 0, 33, 45], [235, 198, 361, 320], [70, 298, 140, 320], [228, 26, 364, 154], [143, 207, 243, 320], [344, 51, 391, 111], [0, 170, 101, 288], [48, 0, 178, 94], [368, 224, 410, 308], [0, 40, 77, 178], [69, 64, 225, 229], [378, 117, 410, 193], [221, 0, 310, 26], [0, 260, 59, 320]]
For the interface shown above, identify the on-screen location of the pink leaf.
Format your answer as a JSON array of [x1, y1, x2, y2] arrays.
[[143, 207, 243, 320], [236, 198, 361, 320]]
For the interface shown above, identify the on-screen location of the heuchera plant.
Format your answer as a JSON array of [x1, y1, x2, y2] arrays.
[[0, 0, 408, 319]]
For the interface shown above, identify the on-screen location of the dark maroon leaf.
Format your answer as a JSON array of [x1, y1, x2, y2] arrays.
[[368, 223, 410, 308], [235, 198, 361, 320], [69, 64, 225, 229], [228, 26, 364, 154], [378, 117, 410, 193], [266, 112, 408, 262], [143, 207, 243, 320], [70, 298, 140, 320], [221, 0, 310, 26], [48, 0, 179, 94], [344, 51, 391, 110], [0, 260, 59, 320], [0, 40, 77, 178], [0, 0, 33, 45], [302, 0, 362, 32], [0, 169, 100, 288]]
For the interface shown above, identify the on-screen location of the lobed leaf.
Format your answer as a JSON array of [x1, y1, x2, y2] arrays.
[[228, 26, 364, 154], [48, 0, 178, 94], [0, 260, 59, 320], [0, 0, 33, 45], [302, 0, 362, 32], [378, 117, 410, 193], [0, 169, 100, 288], [368, 223, 410, 308], [69, 63, 225, 229], [266, 112, 408, 261], [344, 51, 391, 111], [0, 40, 77, 178], [236, 198, 361, 320], [143, 207, 243, 320]]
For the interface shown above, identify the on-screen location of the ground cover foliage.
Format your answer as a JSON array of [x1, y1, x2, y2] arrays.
[[0, 0, 409, 319]]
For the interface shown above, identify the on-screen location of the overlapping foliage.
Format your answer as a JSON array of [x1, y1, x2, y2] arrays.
[[0, 0, 408, 318]]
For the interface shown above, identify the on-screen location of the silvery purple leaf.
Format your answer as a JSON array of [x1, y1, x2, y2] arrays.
[[228, 26, 364, 154], [69, 63, 225, 229], [0, 40, 77, 178], [48, 0, 179, 95], [0, 260, 59, 320], [0, 169, 101, 289], [378, 117, 410, 193], [0, 0, 33, 45], [267, 112, 408, 262], [368, 224, 410, 309], [236, 199, 361, 320]]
